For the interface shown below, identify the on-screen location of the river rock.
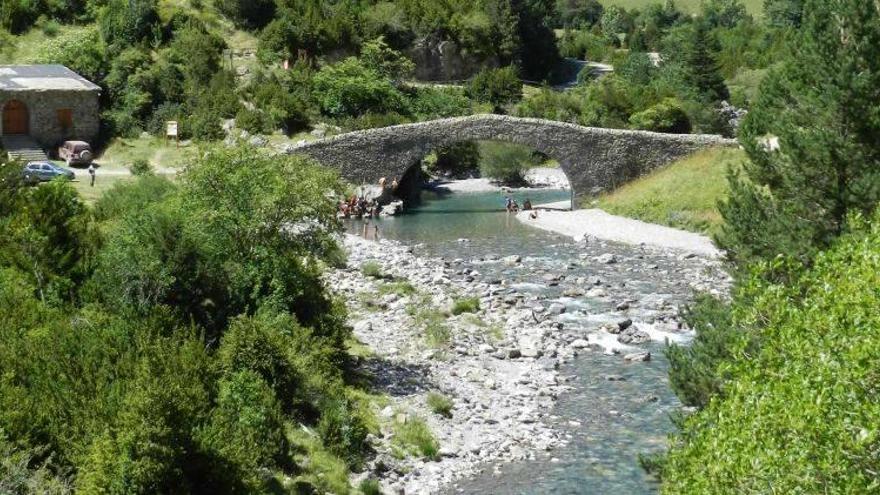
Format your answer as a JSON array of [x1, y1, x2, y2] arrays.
[[570, 338, 590, 349], [596, 253, 617, 264], [623, 351, 651, 362], [503, 255, 522, 265], [617, 328, 651, 345], [617, 319, 633, 332], [548, 303, 566, 315]]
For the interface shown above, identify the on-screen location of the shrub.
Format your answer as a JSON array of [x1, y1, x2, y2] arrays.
[[451, 296, 480, 315], [478, 141, 540, 185], [391, 415, 439, 460], [427, 142, 480, 178], [312, 58, 408, 119], [99, 0, 159, 49], [466, 66, 522, 113], [129, 158, 153, 176], [359, 478, 383, 495], [235, 107, 269, 135], [628, 98, 692, 134], [317, 396, 369, 467], [196, 370, 287, 489], [378, 281, 416, 297], [426, 392, 453, 418], [360, 261, 384, 279], [662, 212, 880, 493]]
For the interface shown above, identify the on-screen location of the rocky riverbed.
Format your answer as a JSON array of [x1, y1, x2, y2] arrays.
[[327, 231, 730, 494]]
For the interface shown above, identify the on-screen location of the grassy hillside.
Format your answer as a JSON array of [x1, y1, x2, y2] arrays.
[[600, 0, 764, 16], [596, 146, 743, 235]]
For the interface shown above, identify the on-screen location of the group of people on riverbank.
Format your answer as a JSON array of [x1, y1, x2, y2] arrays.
[[339, 195, 381, 219], [505, 196, 533, 213]]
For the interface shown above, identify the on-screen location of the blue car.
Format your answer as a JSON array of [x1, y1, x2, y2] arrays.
[[22, 161, 76, 184]]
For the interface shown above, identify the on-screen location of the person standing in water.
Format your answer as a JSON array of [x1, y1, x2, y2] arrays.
[[88, 163, 96, 187]]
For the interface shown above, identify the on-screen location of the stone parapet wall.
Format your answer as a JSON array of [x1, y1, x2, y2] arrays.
[[0, 89, 100, 149], [289, 114, 737, 206]]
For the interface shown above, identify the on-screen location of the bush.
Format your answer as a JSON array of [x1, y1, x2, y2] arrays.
[[428, 142, 480, 178], [628, 98, 691, 134], [466, 66, 522, 113], [312, 58, 408, 119], [317, 397, 369, 467], [99, 0, 159, 49], [662, 212, 880, 493], [235, 107, 269, 135], [391, 415, 439, 460], [478, 141, 540, 185], [360, 261, 384, 279], [359, 478, 383, 495], [426, 392, 453, 418], [129, 158, 153, 176], [451, 296, 480, 315]]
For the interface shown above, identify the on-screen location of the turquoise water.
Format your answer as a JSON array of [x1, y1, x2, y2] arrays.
[[347, 190, 692, 494]]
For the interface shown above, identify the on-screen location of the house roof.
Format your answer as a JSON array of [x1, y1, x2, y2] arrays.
[[0, 65, 101, 92]]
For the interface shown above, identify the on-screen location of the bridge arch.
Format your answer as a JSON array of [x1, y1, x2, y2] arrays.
[[289, 114, 735, 207]]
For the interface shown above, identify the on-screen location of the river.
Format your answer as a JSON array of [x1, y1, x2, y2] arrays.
[[344, 189, 722, 494]]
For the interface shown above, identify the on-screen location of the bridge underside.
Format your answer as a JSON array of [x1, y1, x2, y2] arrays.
[[289, 115, 736, 207]]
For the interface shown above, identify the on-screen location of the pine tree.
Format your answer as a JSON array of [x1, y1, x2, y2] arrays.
[[685, 20, 729, 103], [718, 0, 880, 270]]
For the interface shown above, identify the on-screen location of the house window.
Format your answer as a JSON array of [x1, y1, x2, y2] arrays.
[[57, 108, 73, 130]]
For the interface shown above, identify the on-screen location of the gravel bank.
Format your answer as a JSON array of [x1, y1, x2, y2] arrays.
[[517, 202, 721, 258], [327, 232, 729, 494]]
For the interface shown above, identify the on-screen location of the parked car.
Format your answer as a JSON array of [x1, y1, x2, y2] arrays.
[[58, 140, 93, 165], [22, 161, 75, 184]]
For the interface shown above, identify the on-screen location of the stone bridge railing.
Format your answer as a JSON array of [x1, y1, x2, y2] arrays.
[[286, 114, 737, 206]]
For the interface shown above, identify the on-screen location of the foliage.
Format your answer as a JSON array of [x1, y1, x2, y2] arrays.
[[662, 211, 880, 493], [129, 158, 153, 176], [317, 397, 369, 467], [763, 0, 804, 27], [360, 36, 415, 81], [360, 261, 384, 279], [478, 141, 540, 185], [558, 29, 609, 60], [391, 415, 439, 460], [717, 0, 880, 272], [701, 0, 751, 28], [99, 0, 159, 50], [426, 392, 453, 418], [427, 141, 480, 178], [466, 66, 522, 113], [450, 296, 480, 315], [628, 98, 691, 134], [312, 57, 408, 119]]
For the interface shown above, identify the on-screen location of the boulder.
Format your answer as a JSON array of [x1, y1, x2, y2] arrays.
[[623, 351, 651, 362]]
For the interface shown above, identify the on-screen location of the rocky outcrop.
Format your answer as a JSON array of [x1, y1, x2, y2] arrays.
[[288, 114, 737, 206], [408, 35, 492, 81]]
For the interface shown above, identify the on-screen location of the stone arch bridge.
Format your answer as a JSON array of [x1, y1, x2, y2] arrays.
[[288, 114, 736, 207]]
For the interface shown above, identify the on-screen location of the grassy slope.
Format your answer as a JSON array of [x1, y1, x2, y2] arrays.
[[597, 146, 743, 235], [600, 0, 764, 16]]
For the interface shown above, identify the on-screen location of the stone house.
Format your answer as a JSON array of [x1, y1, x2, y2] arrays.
[[0, 65, 101, 149]]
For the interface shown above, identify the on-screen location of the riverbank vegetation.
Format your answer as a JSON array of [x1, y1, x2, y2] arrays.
[[659, 1, 880, 492], [597, 147, 740, 235], [0, 148, 388, 493]]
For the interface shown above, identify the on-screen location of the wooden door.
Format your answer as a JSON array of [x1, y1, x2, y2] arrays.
[[2, 100, 28, 135]]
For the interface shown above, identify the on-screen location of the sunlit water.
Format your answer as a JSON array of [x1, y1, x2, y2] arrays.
[[346, 190, 698, 494]]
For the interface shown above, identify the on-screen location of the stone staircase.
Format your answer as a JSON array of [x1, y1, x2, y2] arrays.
[[2, 135, 49, 162]]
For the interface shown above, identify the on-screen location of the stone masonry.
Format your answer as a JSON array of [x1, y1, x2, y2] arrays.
[[289, 114, 737, 206], [1, 65, 101, 149]]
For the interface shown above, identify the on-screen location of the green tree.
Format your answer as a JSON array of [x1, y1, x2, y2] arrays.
[[718, 0, 880, 270], [99, 0, 159, 49], [360, 36, 415, 81], [763, 0, 804, 27], [466, 66, 522, 113], [312, 57, 408, 118], [684, 21, 729, 103], [701, 0, 750, 28], [662, 212, 880, 493], [629, 98, 691, 134]]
